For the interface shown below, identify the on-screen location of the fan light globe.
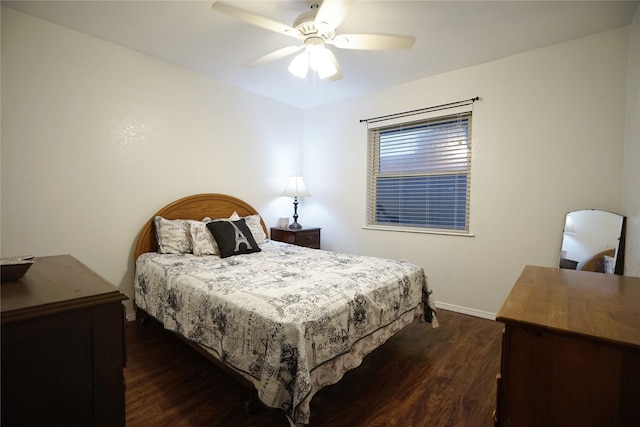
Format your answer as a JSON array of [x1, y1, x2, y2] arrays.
[[310, 47, 337, 79], [288, 52, 309, 78]]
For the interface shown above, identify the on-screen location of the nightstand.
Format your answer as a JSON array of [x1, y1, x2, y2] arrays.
[[270, 227, 321, 249], [559, 258, 579, 269]]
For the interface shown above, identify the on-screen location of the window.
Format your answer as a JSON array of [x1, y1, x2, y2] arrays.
[[366, 112, 472, 233]]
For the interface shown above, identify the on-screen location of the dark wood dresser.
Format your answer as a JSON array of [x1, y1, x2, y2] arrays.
[[495, 265, 640, 427], [1, 255, 127, 427], [270, 226, 321, 249]]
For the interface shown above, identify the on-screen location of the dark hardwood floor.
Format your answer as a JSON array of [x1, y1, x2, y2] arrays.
[[125, 310, 503, 426]]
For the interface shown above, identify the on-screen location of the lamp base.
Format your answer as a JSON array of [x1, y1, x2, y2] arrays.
[[289, 197, 302, 230]]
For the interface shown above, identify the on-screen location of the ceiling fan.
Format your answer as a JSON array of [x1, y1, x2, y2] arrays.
[[211, 0, 415, 81]]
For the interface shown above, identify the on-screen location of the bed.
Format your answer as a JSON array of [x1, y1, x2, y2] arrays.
[[133, 193, 437, 426]]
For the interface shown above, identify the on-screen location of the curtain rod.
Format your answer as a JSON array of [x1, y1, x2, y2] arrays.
[[359, 96, 480, 124]]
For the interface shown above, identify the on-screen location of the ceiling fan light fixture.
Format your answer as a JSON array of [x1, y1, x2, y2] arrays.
[[213, 1, 412, 83], [288, 51, 309, 78], [289, 37, 337, 80]]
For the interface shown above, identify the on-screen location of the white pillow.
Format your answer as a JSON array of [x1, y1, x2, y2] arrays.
[[191, 212, 242, 256], [243, 214, 266, 245], [603, 255, 615, 274], [190, 221, 218, 256], [154, 216, 193, 254]]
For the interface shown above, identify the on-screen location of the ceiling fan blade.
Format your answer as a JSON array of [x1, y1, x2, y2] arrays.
[[244, 45, 304, 68], [330, 33, 416, 50], [315, 0, 350, 31], [326, 49, 342, 81], [212, 1, 300, 39]]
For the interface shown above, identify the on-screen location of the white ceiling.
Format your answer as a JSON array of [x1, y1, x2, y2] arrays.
[[3, 1, 638, 109]]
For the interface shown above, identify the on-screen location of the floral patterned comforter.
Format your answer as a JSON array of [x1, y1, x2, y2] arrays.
[[135, 240, 435, 425]]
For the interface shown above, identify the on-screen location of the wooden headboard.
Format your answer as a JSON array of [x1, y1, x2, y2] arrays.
[[579, 248, 616, 273], [134, 193, 268, 259]]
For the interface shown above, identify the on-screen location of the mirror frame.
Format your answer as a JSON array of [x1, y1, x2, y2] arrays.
[[559, 209, 626, 275]]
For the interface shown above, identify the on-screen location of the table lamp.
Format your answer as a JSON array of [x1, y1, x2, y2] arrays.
[[282, 176, 311, 230]]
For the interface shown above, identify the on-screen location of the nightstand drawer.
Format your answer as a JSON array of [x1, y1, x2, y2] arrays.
[[297, 229, 320, 247], [270, 227, 321, 249]]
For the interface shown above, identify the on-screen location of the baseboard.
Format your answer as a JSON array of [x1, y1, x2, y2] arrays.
[[126, 312, 137, 322], [435, 301, 496, 320]]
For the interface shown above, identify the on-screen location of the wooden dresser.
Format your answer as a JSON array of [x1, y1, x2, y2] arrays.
[[495, 265, 640, 427], [1, 255, 127, 427]]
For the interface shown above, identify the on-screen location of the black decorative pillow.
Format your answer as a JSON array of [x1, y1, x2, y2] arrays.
[[206, 218, 261, 258]]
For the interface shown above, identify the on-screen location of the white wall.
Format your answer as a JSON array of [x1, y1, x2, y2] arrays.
[[302, 27, 629, 318], [623, 6, 640, 277], [2, 6, 636, 320], [1, 7, 303, 315]]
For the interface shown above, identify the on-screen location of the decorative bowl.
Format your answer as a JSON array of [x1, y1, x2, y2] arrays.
[[1, 256, 35, 282]]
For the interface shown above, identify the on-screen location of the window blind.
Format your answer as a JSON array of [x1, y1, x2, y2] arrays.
[[366, 112, 472, 232]]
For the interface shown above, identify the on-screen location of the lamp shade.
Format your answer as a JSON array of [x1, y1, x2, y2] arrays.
[[282, 176, 311, 198], [564, 214, 577, 234]]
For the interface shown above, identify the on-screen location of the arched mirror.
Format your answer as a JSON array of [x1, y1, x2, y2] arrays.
[[559, 209, 626, 274]]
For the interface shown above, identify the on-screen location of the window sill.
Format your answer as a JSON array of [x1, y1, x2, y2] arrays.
[[362, 225, 475, 237]]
